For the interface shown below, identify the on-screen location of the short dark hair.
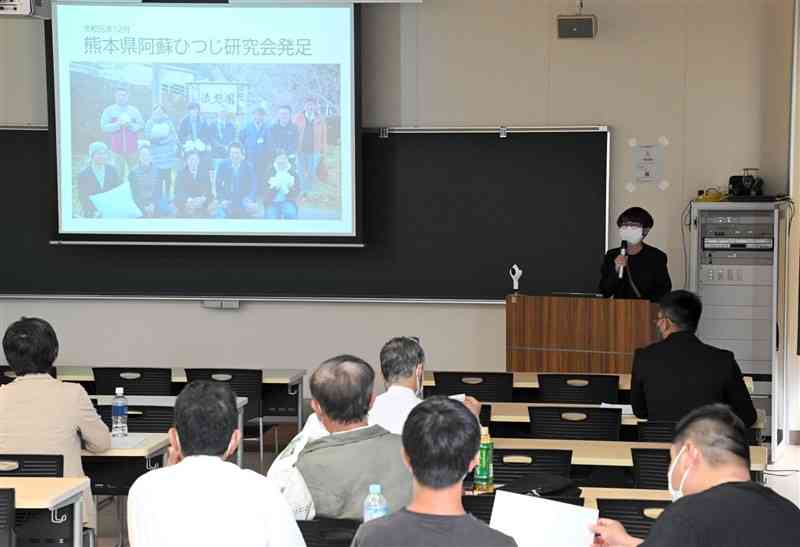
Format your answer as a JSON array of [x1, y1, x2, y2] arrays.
[[380, 337, 425, 383], [3, 317, 59, 375], [310, 355, 374, 424], [674, 404, 750, 468], [174, 380, 238, 457], [660, 290, 702, 333], [253, 107, 266, 115], [617, 207, 654, 229], [402, 397, 480, 489]]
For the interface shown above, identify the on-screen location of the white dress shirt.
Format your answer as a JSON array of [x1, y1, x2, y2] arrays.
[[368, 385, 423, 435], [128, 455, 306, 547]]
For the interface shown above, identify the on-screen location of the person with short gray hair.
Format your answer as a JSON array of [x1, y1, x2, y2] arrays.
[[592, 404, 800, 547], [370, 337, 482, 434]]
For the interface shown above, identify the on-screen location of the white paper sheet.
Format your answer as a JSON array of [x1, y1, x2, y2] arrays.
[[489, 490, 598, 547], [600, 403, 634, 415], [89, 181, 143, 218]]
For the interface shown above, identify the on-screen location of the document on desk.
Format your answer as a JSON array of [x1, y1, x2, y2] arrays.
[[600, 403, 634, 415], [489, 490, 598, 547]]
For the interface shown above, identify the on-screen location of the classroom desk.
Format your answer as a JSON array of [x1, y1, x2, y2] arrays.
[[423, 371, 633, 390], [580, 487, 672, 511], [424, 371, 755, 395], [488, 402, 766, 431], [492, 437, 768, 472], [0, 477, 88, 547], [467, 486, 671, 513], [81, 433, 169, 547], [56, 366, 306, 430], [91, 395, 247, 467]]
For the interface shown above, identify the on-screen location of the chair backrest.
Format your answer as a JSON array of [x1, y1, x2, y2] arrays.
[[432, 372, 513, 402], [537, 374, 619, 404], [596, 499, 671, 539], [0, 455, 63, 478], [296, 518, 361, 547], [632, 449, 670, 490], [97, 406, 175, 433], [463, 494, 585, 525], [92, 367, 172, 396], [185, 369, 263, 421], [0, 488, 14, 547], [528, 407, 621, 441], [637, 421, 677, 443], [493, 449, 572, 484]]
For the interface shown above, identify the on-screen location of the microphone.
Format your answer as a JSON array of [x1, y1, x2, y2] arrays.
[[618, 240, 628, 279]]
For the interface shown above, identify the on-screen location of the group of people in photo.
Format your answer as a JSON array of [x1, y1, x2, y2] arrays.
[[77, 85, 329, 220]]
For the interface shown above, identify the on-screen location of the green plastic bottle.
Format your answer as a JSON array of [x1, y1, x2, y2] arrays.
[[474, 426, 494, 493]]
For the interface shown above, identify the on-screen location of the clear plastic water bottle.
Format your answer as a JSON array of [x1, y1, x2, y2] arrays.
[[111, 387, 128, 438], [362, 483, 389, 522]]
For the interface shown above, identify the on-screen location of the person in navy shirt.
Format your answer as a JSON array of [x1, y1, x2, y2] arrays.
[[238, 106, 271, 183], [214, 142, 258, 218]]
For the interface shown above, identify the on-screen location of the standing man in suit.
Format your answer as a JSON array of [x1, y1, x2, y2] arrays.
[[215, 141, 258, 218], [631, 290, 757, 426]]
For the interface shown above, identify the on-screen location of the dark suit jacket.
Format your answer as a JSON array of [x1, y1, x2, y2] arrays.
[[78, 165, 122, 217], [215, 159, 257, 216], [631, 331, 757, 426], [174, 167, 212, 217], [178, 115, 210, 146], [209, 121, 238, 159]]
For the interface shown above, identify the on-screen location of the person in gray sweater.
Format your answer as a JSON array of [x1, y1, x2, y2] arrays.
[[286, 355, 413, 520]]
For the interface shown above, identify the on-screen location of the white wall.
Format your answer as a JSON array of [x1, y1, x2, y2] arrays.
[[0, 1, 794, 393]]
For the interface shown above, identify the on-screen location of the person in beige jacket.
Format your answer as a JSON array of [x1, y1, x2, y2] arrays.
[[0, 317, 111, 529]]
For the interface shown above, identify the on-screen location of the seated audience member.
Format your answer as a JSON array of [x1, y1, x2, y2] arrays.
[[264, 152, 299, 219], [269, 337, 481, 481], [128, 381, 305, 547], [129, 142, 171, 217], [592, 404, 800, 546], [78, 141, 122, 217], [0, 317, 110, 530], [370, 336, 481, 434], [174, 149, 214, 218], [279, 355, 413, 520], [351, 397, 517, 547], [631, 290, 756, 426], [215, 141, 259, 218]]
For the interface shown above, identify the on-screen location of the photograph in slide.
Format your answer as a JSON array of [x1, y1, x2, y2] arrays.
[[70, 61, 342, 222]]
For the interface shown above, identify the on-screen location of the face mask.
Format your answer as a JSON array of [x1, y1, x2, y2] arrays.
[[619, 226, 644, 245], [668, 444, 691, 501]]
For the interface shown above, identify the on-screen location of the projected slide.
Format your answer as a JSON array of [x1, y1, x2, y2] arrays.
[[53, 3, 355, 238]]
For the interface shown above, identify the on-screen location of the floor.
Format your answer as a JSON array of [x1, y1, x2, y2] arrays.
[[95, 425, 295, 546]]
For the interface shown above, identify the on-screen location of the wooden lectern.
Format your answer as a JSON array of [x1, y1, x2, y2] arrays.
[[506, 294, 659, 374]]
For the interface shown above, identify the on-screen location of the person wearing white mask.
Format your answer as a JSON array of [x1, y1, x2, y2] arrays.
[[599, 207, 671, 302], [590, 404, 800, 547]]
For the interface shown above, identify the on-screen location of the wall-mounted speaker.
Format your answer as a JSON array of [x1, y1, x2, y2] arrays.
[[557, 15, 598, 39]]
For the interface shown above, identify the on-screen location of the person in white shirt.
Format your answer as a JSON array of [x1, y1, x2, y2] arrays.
[[127, 380, 305, 547]]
